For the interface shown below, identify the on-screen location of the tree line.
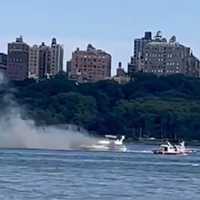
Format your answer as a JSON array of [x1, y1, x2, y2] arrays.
[[2, 72, 200, 141]]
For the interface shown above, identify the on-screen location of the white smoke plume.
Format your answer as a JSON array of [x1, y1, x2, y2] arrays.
[[0, 74, 97, 150]]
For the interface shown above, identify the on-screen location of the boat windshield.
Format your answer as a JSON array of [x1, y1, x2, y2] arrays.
[[105, 135, 118, 140]]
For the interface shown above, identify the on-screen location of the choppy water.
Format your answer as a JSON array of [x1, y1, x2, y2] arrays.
[[0, 144, 199, 200]]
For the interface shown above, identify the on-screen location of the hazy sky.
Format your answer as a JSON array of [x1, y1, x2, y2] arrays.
[[0, 0, 200, 74]]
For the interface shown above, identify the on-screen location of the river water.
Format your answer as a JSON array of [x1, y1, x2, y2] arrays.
[[0, 144, 199, 200]]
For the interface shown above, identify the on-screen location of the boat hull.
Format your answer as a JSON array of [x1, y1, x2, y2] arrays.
[[153, 150, 192, 155], [81, 144, 127, 152]]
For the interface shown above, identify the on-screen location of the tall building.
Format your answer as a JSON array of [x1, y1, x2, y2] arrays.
[[38, 42, 51, 78], [29, 38, 64, 79], [29, 45, 40, 79], [113, 62, 130, 84], [50, 38, 64, 75], [68, 44, 111, 82], [187, 54, 200, 77], [66, 60, 72, 77], [7, 36, 29, 80], [143, 33, 200, 77], [116, 62, 126, 77], [0, 53, 7, 73], [128, 32, 152, 74], [128, 31, 200, 77]]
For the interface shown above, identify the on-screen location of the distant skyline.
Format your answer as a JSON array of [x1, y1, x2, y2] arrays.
[[1, 0, 200, 74]]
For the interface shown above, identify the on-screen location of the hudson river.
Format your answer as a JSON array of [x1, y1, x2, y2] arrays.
[[0, 145, 199, 200]]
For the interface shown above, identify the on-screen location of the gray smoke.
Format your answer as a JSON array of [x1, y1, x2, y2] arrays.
[[0, 74, 97, 150]]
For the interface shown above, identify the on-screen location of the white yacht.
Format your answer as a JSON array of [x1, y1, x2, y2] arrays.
[[153, 141, 192, 155], [82, 135, 127, 152]]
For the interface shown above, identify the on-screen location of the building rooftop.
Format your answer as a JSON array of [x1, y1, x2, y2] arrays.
[[75, 44, 111, 57]]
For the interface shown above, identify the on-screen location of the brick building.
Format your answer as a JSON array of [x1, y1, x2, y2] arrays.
[[7, 36, 29, 80], [0, 53, 7, 74], [67, 44, 111, 82], [128, 31, 200, 77]]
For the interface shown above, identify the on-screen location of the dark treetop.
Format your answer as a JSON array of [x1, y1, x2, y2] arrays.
[[2, 72, 200, 141]]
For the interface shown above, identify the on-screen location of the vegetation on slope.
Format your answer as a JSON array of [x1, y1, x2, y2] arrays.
[[2, 72, 200, 141]]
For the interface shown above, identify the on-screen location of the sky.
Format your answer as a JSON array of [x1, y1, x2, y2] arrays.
[[0, 0, 200, 74]]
